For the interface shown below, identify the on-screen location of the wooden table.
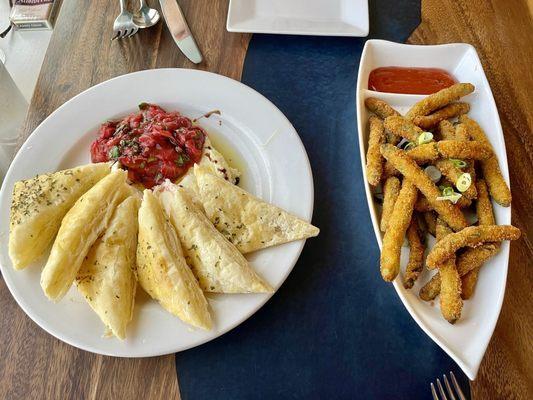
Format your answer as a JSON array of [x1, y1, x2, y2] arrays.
[[1, 0, 531, 398]]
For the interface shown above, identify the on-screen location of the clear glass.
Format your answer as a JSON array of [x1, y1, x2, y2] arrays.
[[0, 55, 28, 181]]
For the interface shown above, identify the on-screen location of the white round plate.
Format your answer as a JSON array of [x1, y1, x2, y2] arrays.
[[0, 69, 314, 357]]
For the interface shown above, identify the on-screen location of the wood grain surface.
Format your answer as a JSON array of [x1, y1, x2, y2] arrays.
[[409, 1, 533, 399], [1, 1, 250, 399], [1, 0, 531, 399]]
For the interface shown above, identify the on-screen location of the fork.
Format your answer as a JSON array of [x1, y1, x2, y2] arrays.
[[112, 0, 139, 40], [431, 371, 467, 400]]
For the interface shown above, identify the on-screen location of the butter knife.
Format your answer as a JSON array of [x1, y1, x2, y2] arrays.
[[158, 0, 202, 64]]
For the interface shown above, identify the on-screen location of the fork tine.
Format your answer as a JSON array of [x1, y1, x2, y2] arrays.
[[112, 31, 120, 40], [127, 27, 138, 37], [443, 375, 457, 400], [431, 383, 440, 400], [436, 378, 448, 400], [450, 372, 467, 400]]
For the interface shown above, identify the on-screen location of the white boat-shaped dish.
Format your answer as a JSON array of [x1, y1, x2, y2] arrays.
[[227, 0, 369, 37], [356, 40, 512, 380]]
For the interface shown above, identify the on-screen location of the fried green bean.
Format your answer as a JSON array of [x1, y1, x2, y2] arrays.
[[460, 115, 512, 206], [426, 225, 521, 269], [403, 215, 425, 289], [412, 102, 470, 129], [380, 176, 401, 232], [406, 141, 492, 163], [365, 97, 400, 119], [380, 144, 468, 231], [436, 219, 462, 324], [366, 116, 386, 186], [438, 120, 456, 140], [406, 83, 475, 120], [384, 116, 424, 142], [380, 180, 418, 281]]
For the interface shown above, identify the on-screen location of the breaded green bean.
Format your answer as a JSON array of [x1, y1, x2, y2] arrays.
[[460, 115, 512, 206], [423, 211, 437, 237], [461, 268, 479, 300], [406, 83, 475, 120], [420, 243, 499, 301], [365, 98, 402, 144], [383, 160, 400, 178], [438, 120, 456, 140], [435, 159, 477, 200], [380, 180, 418, 281], [426, 225, 521, 269], [366, 116, 385, 186], [454, 123, 470, 141], [415, 195, 471, 212], [380, 144, 468, 231], [436, 219, 462, 324], [365, 97, 400, 119], [419, 273, 441, 301], [458, 179, 499, 298], [406, 141, 492, 163], [384, 116, 424, 142], [412, 102, 470, 129], [380, 176, 401, 232], [403, 215, 425, 289]]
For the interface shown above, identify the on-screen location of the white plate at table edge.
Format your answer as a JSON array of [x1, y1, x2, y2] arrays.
[[356, 40, 512, 380], [0, 68, 315, 357], [226, 0, 369, 37]]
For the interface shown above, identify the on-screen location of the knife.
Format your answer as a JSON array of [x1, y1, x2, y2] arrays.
[[158, 0, 203, 64]]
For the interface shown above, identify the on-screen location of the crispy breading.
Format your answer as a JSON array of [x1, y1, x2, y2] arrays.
[[435, 159, 477, 200], [365, 97, 400, 119], [436, 219, 462, 324], [454, 123, 470, 141], [460, 115, 512, 206], [419, 273, 441, 301], [384, 115, 424, 142], [380, 144, 468, 231], [380, 176, 401, 232], [456, 243, 499, 275], [423, 211, 437, 237], [412, 102, 470, 129], [403, 215, 425, 289], [406, 83, 475, 120], [461, 268, 479, 299], [406, 141, 492, 163], [366, 116, 385, 186], [426, 225, 521, 269], [383, 160, 400, 178], [438, 120, 456, 140], [380, 180, 418, 281]]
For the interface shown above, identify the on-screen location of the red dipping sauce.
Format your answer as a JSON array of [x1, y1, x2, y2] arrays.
[[368, 67, 457, 95], [91, 103, 205, 188]]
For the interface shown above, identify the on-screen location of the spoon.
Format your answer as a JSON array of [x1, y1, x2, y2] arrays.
[[133, 0, 161, 28]]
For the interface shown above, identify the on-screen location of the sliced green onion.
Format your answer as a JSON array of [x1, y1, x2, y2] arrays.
[[404, 142, 416, 150], [424, 165, 442, 183], [417, 131, 434, 145], [436, 193, 462, 204], [449, 158, 467, 168], [442, 186, 454, 197], [456, 173, 472, 193]]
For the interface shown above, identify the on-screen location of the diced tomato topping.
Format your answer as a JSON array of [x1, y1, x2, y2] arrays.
[[90, 103, 205, 188]]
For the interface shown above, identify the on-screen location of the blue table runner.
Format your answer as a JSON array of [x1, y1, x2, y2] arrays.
[[176, 1, 471, 398]]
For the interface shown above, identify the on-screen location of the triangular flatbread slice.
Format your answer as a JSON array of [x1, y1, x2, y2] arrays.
[[40, 170, 131, 301], [156, 182, 273, 293], [193, 165, 319, 254], [136, 190, 211, 330], [9, 162, 111, 270], [76, 195, 140, 339]]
